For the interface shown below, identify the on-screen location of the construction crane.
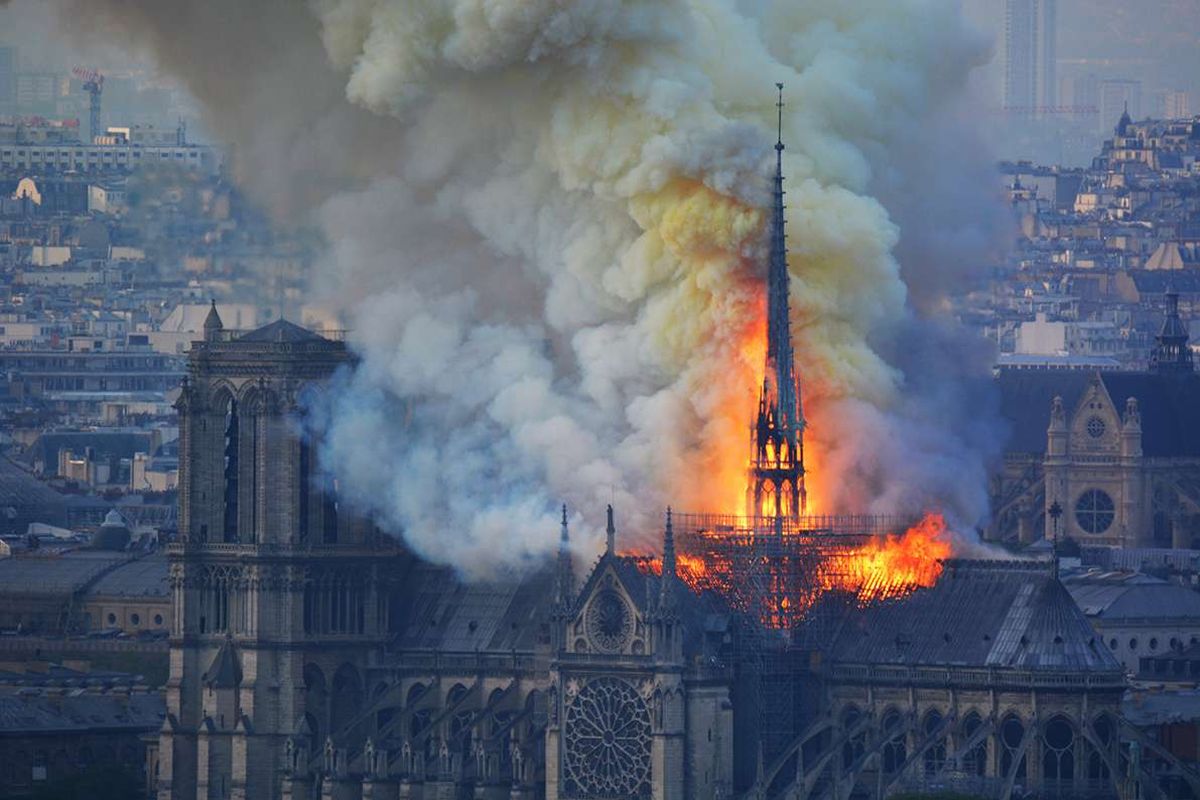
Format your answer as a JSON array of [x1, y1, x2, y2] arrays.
[[71, 66, 104, 143]]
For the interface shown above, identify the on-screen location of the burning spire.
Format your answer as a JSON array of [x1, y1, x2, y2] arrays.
[[748, 84, 807, 522]]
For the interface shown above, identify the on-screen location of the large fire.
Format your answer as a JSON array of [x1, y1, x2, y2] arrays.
[[646, 182, 957, 628], [630, 511, 951, 628], [833, 512, 951, 602]]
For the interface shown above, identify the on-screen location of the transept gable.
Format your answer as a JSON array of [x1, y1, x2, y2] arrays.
[[1069, 374, 1120, 453], [567, 556, 653, 657]]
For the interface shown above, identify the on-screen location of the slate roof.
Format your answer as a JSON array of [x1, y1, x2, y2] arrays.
[[0, 458, 67, 513], [0, 663, 145, 689], [1131, 270, 1200, 295], [1063, 571, 1200, 621], [995, 370, 1200, 457], [1123, 690, 1200, 726], [996, 370, 1090, 454], [827, 559, 1122, 673], [388, 553, 727, 660], [0, 551, 128, 596], [390, 562, 554, 653], [237, 318, 326, 344], [0, 692, 163, 735], [86, 554, 168, 598]]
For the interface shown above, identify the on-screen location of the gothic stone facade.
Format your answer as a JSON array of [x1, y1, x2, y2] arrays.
[[795, 561, 1129, 800], [159, 316, 734, 800], [158, 318, 402, 800], [990, 369, 1200, 548]]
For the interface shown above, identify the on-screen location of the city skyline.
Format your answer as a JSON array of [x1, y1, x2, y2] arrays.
[[1, 1, 1200, 799]]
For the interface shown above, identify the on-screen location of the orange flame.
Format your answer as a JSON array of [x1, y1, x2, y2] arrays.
[[628, 512, 950, 628], [829, 512, 951, 602]]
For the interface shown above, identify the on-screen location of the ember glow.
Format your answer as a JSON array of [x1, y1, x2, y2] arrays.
[[630, 512, 951, 627], [833, 512, 952, 601]]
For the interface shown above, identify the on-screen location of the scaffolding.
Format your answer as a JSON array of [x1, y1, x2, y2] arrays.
[[670, 512, 920, 775]]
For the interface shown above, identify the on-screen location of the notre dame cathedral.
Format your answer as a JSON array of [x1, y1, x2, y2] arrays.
[[156, 117, 1135, 800], [156, 305, 737, 800]]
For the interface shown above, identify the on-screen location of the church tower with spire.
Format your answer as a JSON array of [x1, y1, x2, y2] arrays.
[[748, 84, 807, 521], [1150, 287, 1194, 373]]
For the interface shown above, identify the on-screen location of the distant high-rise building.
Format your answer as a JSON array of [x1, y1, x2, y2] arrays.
[[0, 46, 15, 114], [1100, 79, 1142, 132], [1159, 89, 1191, 120], [1071, 72, 1100, 111], [1004, 0, 1057, 114], [15, 71, 65, 116]]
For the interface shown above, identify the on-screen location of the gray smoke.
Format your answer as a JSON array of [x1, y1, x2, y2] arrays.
[[14, 0, 1007, 576]]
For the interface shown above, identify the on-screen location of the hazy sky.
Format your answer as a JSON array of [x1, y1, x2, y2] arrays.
[[963, 0, 1200, 101], [3, 0, 1198, 109]]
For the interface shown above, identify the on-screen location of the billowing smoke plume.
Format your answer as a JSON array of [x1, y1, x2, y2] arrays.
[[23, 0, 1005, 574]]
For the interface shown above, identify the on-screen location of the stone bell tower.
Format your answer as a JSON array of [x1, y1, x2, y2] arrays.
[[158, 312, 400, 800]]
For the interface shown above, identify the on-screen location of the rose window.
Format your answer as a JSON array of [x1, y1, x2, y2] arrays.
[[562, 677, 652, 798], [585, 590, 632, 653]]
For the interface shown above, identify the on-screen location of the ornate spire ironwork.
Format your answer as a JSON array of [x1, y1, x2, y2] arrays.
[[748, 83, 807, 521], [555, 504, 573, 608], [605, 503, 615, 555]]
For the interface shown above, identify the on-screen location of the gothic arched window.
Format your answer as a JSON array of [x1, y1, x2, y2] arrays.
[[222, 397, 238, 542], [1000, 715, 1027, 781], [1042, 716, 1076, 785], [923, 709, 946, 775], [960, 711, 987, 777], [881, 709, 907, 774], [330, 663, 362, 736], [841, 705, 865, 770]]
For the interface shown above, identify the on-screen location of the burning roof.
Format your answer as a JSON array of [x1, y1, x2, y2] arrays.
[[630, 512, 951, 631]]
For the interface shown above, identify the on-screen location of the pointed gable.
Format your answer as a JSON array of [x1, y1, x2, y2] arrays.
[[1069, 373, 1120, 452], [238, 318, 326, 343], [574, 552, 660, 617], [203, 638, 242, 689]]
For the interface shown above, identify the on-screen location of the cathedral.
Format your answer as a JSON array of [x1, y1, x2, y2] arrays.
[[991, 289, 1200, 548], [155, 105, 1140, 800], [155, 299, 738, 800]]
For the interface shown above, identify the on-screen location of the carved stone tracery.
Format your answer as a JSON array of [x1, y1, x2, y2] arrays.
[[562, 676, 652, 799]]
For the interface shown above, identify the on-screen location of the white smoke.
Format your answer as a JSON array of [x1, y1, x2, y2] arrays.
[[23, 0, 1004, 575]]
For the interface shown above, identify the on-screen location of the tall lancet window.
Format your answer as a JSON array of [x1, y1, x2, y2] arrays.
[[222, 397, 239, 542], [322, 478, 339, 545], [246, 403, 259, 543], [298, 439, 311, 542]]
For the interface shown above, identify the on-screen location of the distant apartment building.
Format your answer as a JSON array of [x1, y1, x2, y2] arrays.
[[0, 348, 184, 404], [86, 182, 126, 214], [1016, 312, 1124, 359], [1004, 0, 1056, 114], [0, 141, 221, 174], [0, 319, 68, 348]]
